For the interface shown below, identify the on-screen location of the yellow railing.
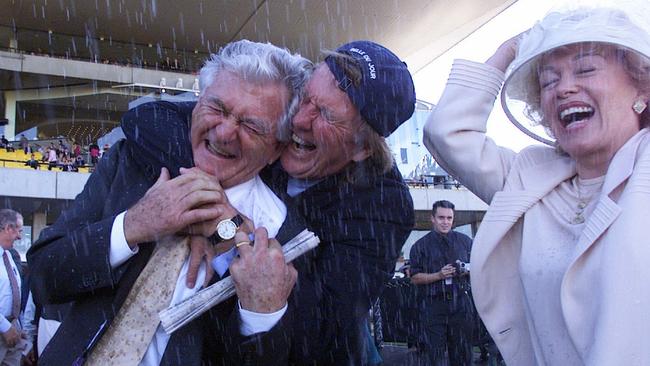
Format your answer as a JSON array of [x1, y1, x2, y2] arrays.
[[0, 157, 91, 173]]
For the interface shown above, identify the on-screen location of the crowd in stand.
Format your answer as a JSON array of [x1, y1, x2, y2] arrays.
[[0, 134, 107, 172]]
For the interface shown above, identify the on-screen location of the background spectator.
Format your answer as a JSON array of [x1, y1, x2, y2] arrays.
[[24, 154, 39, 170], [88, 143, 99, 165]]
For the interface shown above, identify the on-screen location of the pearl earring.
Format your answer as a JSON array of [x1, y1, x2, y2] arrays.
[[633, 99, 647, 115]]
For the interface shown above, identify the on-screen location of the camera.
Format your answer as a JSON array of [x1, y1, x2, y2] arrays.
[[454, 260, 470, 275]]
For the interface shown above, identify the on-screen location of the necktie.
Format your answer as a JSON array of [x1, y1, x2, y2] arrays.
[[86, 235, 190, 365], [2, 251, 20, 321]]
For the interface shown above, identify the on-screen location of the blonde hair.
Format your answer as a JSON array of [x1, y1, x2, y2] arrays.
[[529, 43, 650, 133]]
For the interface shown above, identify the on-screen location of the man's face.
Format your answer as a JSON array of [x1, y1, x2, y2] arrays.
[[280, 63, 369, 179], [431, 207, 454, 235], [1, 217, 23, 250], [191, 71, 289, 188]]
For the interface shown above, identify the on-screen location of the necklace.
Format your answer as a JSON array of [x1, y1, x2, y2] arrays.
[[571, 176, 605, 224]]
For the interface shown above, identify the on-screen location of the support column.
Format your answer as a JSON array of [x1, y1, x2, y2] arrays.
[[3, 91, 16, 140], [32, 211, 47, 243], [471, 219, 481, 237]]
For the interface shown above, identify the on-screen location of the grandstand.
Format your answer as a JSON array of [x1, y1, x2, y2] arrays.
[[0, 144, 92, 173], [1, 0, 510, 255]]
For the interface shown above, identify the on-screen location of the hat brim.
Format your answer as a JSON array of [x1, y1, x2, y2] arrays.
[[501, 8, 650, 146], [502, 41, 650, 146]]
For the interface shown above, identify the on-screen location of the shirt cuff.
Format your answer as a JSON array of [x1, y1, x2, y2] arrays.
[[238, 302, 287, 336], [0, 316, 11, 333], [110, 211, 139, 268]]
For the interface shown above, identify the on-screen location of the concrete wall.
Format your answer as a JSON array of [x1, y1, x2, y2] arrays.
[[0, 167, 89, 199], [1, 166, 487, 212], [0, 50, 196, 87]]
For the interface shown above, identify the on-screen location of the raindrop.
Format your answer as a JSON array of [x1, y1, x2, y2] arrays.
[[284, 4, 290, 24], [151, 0, 157, 17]]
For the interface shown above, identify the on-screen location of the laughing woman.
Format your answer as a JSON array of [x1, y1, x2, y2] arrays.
[[424, 7, 650, 366]]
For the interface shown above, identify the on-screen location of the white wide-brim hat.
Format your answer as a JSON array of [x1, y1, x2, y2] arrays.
[[501, 6, 650, 145]]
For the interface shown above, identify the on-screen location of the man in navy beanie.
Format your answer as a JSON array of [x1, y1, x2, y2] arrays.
[[249, 40, 416, 364]]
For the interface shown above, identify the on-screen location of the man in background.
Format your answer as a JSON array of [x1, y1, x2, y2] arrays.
[[0, 209, 26, 365], [409, 200, 474, 366]]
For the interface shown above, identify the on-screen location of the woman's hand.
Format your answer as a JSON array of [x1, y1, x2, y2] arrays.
[[486, 32, 526, 72]]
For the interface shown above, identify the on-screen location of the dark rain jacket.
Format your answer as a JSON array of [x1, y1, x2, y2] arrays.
[[26, 101, 305, 366]]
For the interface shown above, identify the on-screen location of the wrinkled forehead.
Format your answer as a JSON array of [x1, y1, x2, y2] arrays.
[[305, 63, 358, 111], [306, 64, 340, 94]]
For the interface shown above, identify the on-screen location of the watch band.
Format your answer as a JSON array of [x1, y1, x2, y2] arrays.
[[231, 214, 244, 228]]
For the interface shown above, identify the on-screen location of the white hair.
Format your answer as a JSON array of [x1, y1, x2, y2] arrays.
[[199, 40, 312, 142]]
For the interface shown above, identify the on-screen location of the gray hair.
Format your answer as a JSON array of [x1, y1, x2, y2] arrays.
[[199, 40, 313, 142], [0, 209, 21, 231]]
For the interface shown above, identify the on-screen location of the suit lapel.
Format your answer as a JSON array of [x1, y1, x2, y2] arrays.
[[567, 129, 649, 265], [260, 164, 309, 245], [276, 199, 308, 245]]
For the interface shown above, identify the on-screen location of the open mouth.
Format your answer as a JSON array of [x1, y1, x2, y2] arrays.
[[558, 106, 594, 126], [205, 140, 236, 159], [291, 133, 316, 151]]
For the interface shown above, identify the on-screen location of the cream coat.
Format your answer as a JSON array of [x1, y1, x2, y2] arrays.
[[424, 59, 650, 366]]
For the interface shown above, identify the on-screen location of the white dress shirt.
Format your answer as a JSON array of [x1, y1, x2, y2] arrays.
[[0, 249, 21, 333], [109, 175, 287, 365]]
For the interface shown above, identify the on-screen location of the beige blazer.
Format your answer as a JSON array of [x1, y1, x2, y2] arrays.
[[424, 59, 650, 366]]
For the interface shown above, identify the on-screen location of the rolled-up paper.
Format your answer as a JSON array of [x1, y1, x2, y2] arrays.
[[159, 229, 319, 334]]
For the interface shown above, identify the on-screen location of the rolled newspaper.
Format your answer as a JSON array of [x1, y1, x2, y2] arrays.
[[159, 229, 319, 334]]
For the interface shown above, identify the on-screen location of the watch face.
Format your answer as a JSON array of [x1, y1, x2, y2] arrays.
[[217, 220, 237, 240]]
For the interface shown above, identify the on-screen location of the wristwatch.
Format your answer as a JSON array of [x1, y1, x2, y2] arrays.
[[210, 214, 244, 243]]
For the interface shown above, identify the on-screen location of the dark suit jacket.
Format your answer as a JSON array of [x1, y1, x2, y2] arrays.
[[26, 101, 305, 366], [118, 101, 415, 365], [259, 161, 414, 365]]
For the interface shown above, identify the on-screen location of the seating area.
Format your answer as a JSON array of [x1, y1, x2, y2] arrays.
[[0, 148, 91, 173]]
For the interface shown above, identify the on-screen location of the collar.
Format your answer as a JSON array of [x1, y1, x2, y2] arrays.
[[286, 177, 323, 197], [601, 128, 649, 196], [226, 176, 286, 238]]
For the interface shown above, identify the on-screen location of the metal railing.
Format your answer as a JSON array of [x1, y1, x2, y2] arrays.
[[404, 174, 462, 189]]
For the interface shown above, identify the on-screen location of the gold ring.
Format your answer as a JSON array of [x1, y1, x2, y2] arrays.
[[235, 241, 250, 248]]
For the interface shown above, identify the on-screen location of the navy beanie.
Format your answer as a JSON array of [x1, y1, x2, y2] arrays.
[[324, 40, 416, 137]]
